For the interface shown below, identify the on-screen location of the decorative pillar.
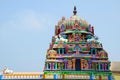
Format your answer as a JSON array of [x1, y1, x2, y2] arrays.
[[62, 48, 64, 54], [65, 61, 67, 70], [55, 62, 57, 70], [52, 63, 55, 70], [62, 63, 64, 70], [90, 48, 93, 54], [104, 63, 107, 71], [68, 60, 72, 70], [92, 63, 94, 70], [46, 63, 48, 70], [91, 63, 93, 70], [72, 59, 75, 70], [95, 49, 97, 54], [98, 63, 101, 70], [88, 60, 91, 70], [90, 62, 92, 70], [64, 62, 66, 70], [58, 63, 60, 70], [95, 63, 97, 70], [102, 63, 104, 71], [108, 63, 110, 70], [58, 48, 61, 54], [60, 63, 63, 71], [51, 63, 53, 70], [97, 62, 99, 70], [49, 63, 51, 70]]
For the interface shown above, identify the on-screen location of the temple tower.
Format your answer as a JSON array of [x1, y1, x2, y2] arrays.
[[43, 6, 113, 80]]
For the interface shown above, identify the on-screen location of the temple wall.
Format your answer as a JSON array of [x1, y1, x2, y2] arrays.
[[111, 62, 120, 72]]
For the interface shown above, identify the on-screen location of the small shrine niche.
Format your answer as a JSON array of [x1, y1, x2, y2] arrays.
[[74, 33, 81, 42], [68, 34, 74, 42], [74, 44, 81, 51]]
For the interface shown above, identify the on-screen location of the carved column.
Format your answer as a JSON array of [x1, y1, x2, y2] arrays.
[[102, 63, 104, 71], [98, 63, 101, 70], [62, 48, 64, 54], [72, 59, 76, 70], [104, 63, 106, 71], [108, 62, 110, 70], [64, 61, 67, 70], [46, 63, 48, 70], [50, 63, 52, 70], [68, 60, 72, 70], [55, 62, 57, 70], [58, 48, 60, 54], [88, 60, 91, 70]]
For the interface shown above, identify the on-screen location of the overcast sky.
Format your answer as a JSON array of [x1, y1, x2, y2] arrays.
[[0, 0, 120, 72]]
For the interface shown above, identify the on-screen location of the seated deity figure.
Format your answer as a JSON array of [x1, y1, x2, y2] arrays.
[[74, 34, 81, 42], [68, 35, 74, 42]]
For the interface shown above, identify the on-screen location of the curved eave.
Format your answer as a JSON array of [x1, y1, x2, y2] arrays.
[[47, 55, 92, 59], [60, 30, 93, 35], [45, 60, 64, 62]]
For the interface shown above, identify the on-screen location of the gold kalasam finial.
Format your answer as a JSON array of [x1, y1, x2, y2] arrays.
[[73, 6, 77, 15]]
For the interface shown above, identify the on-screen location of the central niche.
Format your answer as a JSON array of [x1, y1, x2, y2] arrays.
[[74, 44, 81, 51], [75, 59, 81, 71]]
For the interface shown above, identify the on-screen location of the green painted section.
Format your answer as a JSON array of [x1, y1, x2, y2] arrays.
[[44, 71, 112, 76]]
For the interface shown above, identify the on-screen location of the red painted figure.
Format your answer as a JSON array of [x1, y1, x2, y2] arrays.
[[92, 26, 94, 35]]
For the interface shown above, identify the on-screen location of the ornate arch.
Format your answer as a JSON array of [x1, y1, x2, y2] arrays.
[[74, 44, 81, 51]]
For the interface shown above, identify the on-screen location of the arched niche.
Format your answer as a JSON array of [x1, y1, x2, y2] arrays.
[[60, 24, 65, 32], [74, 44, 81, 51]]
